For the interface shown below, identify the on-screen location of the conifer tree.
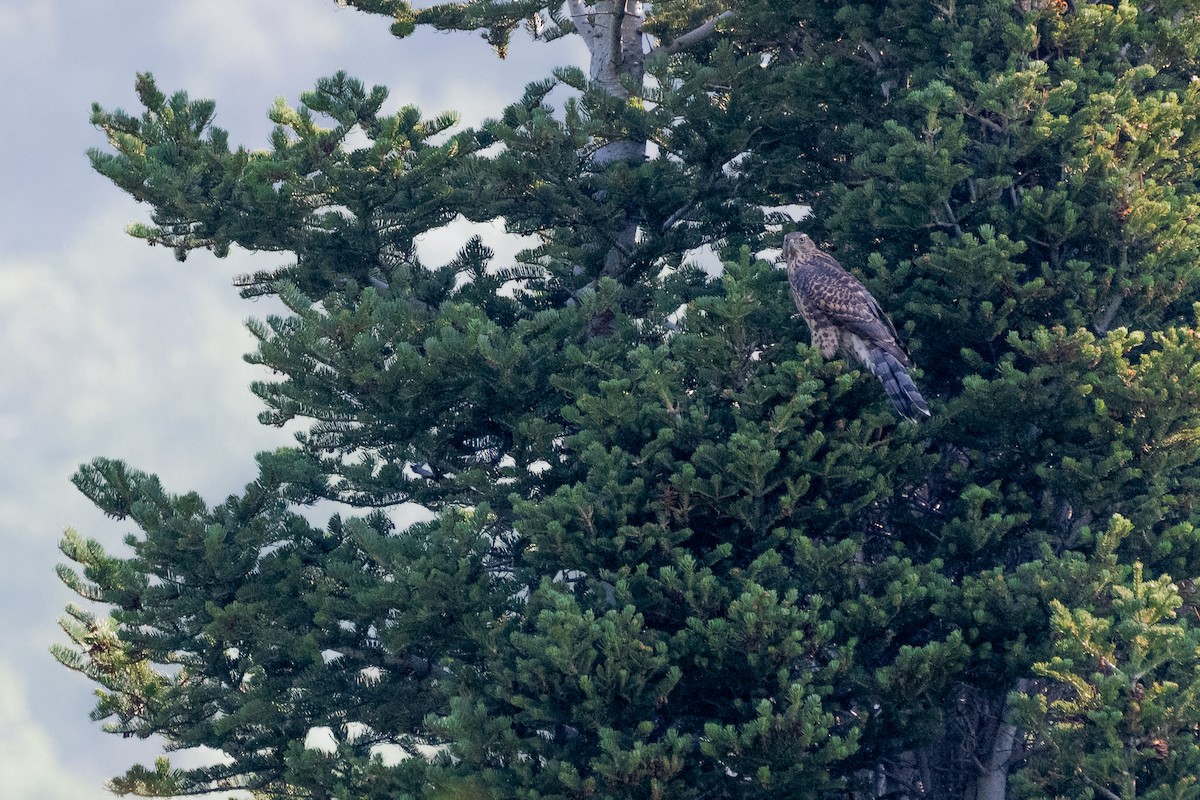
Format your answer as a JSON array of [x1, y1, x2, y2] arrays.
[[56, 1, 1200, 798]]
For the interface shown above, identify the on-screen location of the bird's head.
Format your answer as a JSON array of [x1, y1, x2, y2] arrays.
[[781, 232, 817, 263]]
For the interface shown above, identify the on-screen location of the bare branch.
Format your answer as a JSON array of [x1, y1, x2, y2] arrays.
[[336, 646, 448, 678], [1095, 245, 1129, 334], [964, 107, 1007, 134], [1094, 291, 1125, 335], [1079, 773, 1125, 800], [649, 10, 734, 56], [661, 200, 696, 231]]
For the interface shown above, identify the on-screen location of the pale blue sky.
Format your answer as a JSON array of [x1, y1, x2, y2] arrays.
[[0, 2, 581, 795]]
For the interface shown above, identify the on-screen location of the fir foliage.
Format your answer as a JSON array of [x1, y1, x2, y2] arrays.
[[58, 0, 1200, 798]]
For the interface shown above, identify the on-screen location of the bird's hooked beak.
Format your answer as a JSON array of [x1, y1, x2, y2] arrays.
[[780, 232, 811, 264]]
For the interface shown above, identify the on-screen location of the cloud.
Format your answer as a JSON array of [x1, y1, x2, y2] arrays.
[[415, 215, 536, 269], [0, 203, 295, 798], [0, 0, 58, 57], [0, 659, 110, 800], [156, 0, 350, 89], [0, 204, 291, 509]]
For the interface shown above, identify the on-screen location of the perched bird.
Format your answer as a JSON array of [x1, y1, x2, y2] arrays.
[[782, 232, 931, 422]]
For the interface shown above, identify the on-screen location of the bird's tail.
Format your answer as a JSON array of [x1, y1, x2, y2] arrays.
[[867, 348, 931, 422]]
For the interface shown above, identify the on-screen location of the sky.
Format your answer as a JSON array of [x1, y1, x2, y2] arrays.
[[0, 2, 583, 796]]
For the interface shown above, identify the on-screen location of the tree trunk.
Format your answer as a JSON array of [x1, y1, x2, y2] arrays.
[[569, 0, 648, 164], [568, 1, 646, 279], [966, 680, 1028, 800]]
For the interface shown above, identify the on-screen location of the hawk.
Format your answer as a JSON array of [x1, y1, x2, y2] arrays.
[[783, 232, 931, 422]]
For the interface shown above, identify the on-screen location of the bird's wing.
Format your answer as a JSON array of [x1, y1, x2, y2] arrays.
[[792, 251, 906, 357]]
